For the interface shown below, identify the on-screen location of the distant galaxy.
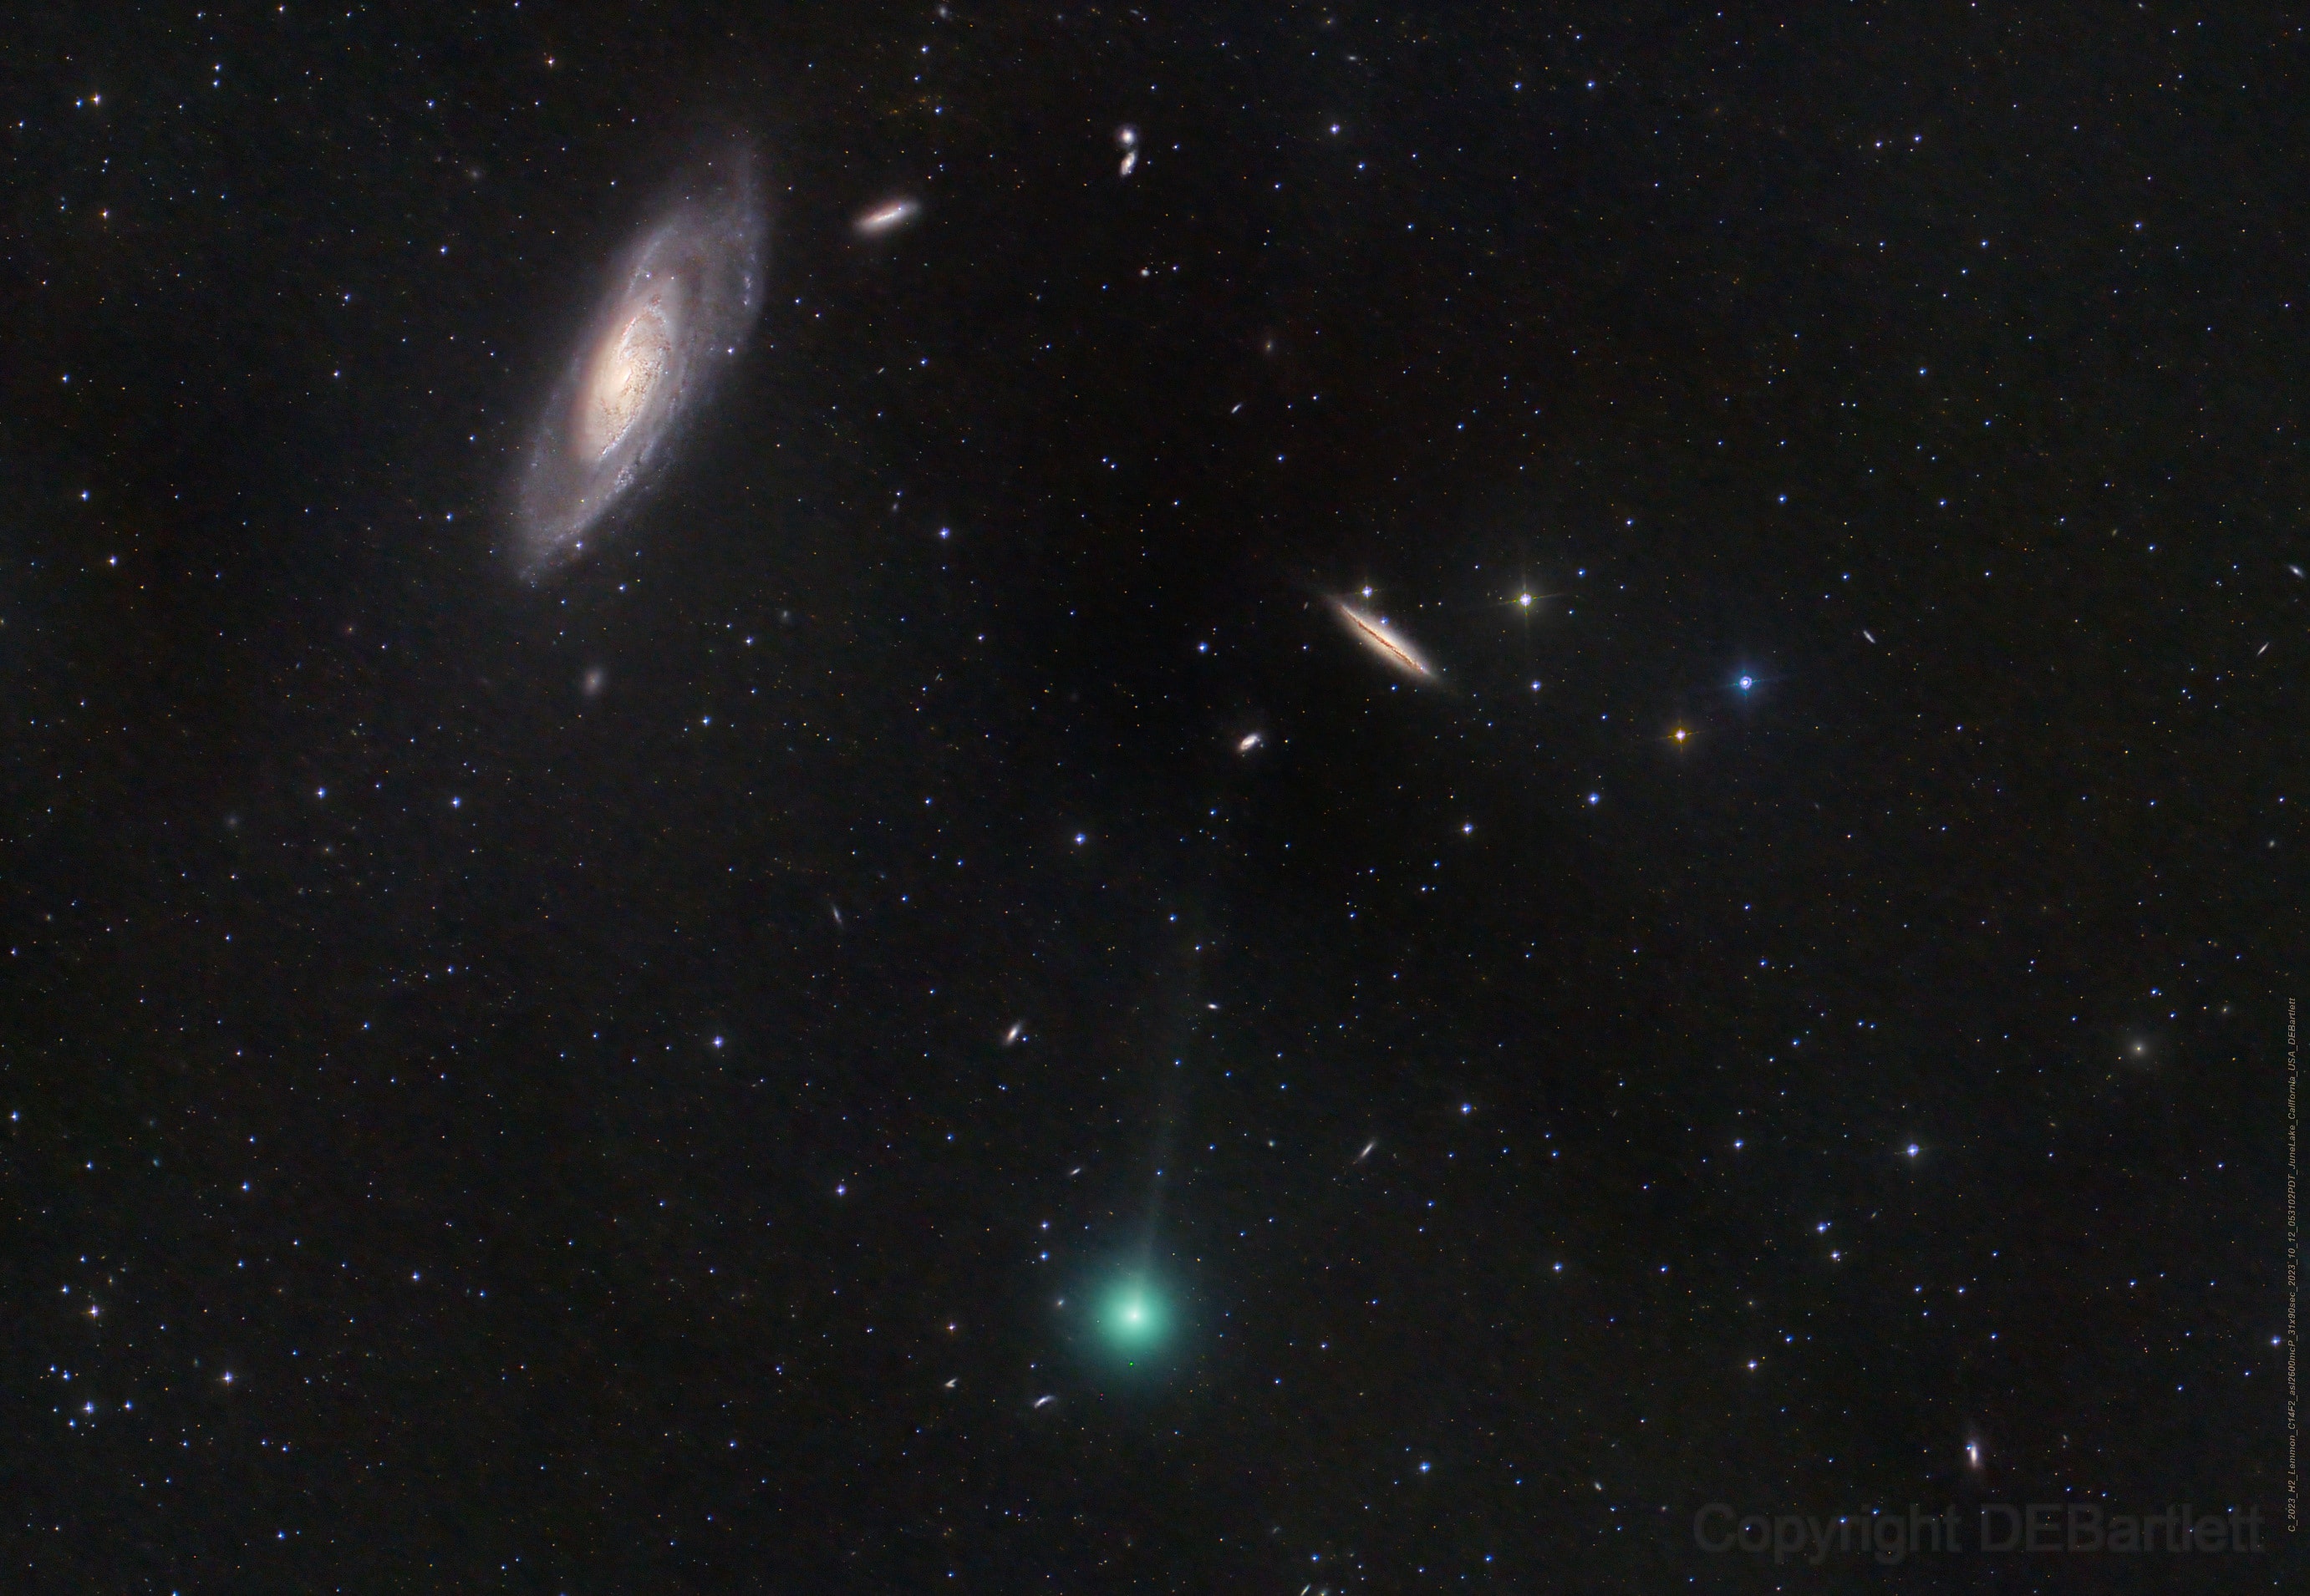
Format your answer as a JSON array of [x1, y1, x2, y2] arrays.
[[511, 143, 768, 577], [1331, 597, 1437, 682], [852, 196, 920, 236]]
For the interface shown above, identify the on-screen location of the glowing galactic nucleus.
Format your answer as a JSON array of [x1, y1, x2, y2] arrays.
[[512, 144, 768, 577]]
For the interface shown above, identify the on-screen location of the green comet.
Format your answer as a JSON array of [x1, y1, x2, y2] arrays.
[[1100, 1278, 1168, 1359]]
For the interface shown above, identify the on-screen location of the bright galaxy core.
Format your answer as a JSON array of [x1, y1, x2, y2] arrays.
[[512, 143, 767, 577], [577, 289, 679, 460]]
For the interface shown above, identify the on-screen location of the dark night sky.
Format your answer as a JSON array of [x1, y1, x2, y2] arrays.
[[3, 3, 2301, 1589]]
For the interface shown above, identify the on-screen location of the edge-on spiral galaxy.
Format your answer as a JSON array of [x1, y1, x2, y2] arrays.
[[511, 143, 768, 577]]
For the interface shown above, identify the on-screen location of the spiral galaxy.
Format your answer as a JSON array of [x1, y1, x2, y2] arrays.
[[1331, 597, 1437, 681], [512, 145, 767, 577]]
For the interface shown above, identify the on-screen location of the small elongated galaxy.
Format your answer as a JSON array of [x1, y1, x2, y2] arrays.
[[511, 143, 768, 577]]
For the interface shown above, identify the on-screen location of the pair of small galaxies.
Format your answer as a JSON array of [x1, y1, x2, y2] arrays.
[[853, 130, 1137, 236]]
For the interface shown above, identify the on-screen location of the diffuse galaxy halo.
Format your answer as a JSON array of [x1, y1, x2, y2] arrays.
[[512, 142, 768, 577]]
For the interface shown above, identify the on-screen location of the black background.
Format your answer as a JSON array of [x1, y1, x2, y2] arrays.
[[3, 3, 2299, 1588]]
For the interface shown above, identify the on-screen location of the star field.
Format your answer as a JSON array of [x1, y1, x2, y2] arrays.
[[1, 3, 2297, 1589]]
